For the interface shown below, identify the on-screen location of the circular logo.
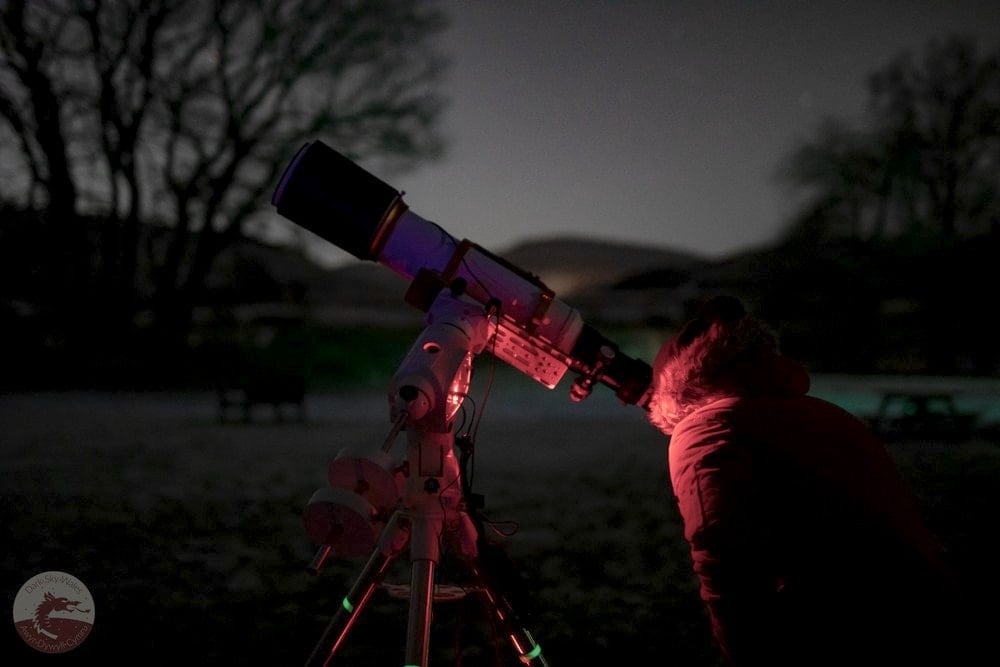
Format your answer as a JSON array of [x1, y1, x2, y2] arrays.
[[12, 571, 95, 654]]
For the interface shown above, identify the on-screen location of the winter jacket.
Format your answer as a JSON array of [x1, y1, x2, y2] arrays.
[[649, 296, 975, 666]]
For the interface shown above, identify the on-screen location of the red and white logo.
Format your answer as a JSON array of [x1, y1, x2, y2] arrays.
[[13, 571, 95, 654]]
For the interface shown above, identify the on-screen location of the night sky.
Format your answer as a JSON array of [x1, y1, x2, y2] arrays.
[[302, 1, 1000, 268]]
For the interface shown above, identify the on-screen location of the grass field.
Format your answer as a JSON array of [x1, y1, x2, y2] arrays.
[[3, 372, 999, 665]]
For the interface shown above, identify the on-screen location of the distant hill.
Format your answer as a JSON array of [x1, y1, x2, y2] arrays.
[[288, 235, 709, 322], [493, 235, 710, 297]]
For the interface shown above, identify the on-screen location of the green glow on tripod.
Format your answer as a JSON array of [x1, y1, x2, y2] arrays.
[[341, 597, 354, 613], [524, 644, 542, 659]]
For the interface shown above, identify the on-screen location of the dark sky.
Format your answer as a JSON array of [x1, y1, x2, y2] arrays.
[[303, 1, 1000, 268]]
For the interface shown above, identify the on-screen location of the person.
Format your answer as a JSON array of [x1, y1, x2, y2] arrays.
[[645, 294, 981, 666]]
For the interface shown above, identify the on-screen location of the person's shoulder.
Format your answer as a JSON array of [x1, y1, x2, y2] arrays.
[[669, 398, 752, 476], [729, 392, 847, 414], [728, 392, 878, 441], [671, 397, 742, 443]]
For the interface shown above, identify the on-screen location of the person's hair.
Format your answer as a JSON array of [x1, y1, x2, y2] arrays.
[[648, 296, 778, 435]]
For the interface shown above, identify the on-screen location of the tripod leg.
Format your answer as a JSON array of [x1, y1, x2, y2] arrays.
[[404, 558, 436, 667], [402, 510, 447, 667], [304, 514, 408, 667], [472, 563, 549, 666]]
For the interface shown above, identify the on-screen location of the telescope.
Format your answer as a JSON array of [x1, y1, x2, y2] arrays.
[[273, 140, 654, 665], [271, 140, 652, 407]]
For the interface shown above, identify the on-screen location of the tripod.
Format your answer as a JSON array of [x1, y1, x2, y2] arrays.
[[302, 287, 550, 667]]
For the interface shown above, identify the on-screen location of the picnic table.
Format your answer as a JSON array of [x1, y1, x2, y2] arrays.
[[863, 389, 979, 442]]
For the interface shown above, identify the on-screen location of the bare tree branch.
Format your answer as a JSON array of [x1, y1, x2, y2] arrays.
[[782, 35, 1000, 245], [0, 0, 449, 347]]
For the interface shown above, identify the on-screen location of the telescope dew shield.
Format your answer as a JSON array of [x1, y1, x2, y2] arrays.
[[271, 141, 405, 260]]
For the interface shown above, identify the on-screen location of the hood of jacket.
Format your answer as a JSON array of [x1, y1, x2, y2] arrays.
[[648, 296, 810, 435]]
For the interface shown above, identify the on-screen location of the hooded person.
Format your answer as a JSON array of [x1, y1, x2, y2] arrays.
[[647, 294, 978, 666]]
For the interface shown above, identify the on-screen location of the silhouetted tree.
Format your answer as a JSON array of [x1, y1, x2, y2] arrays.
[[780, 35, 1000, 246], [0, 0, 447, 365], [776, 35, 1000, 375]]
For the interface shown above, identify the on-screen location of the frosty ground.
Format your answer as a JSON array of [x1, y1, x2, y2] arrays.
[[2, 373, 999, 665]]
